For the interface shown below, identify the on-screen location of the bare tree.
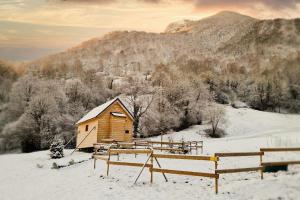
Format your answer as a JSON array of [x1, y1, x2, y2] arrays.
[[207, 104, 226, 137]]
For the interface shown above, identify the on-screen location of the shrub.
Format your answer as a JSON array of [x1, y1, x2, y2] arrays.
[[204, 128, 226, 138], [49, 139, 64, 159], [215, 92, 230, 104]]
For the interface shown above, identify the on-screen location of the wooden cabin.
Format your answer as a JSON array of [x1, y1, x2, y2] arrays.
[[75, 97, 134, 149]]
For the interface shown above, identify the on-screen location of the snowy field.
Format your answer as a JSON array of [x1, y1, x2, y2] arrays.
[[1, 107, 300, 200]]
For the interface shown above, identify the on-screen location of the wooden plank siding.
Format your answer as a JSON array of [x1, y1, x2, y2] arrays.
[[76, 118, 98, 148], [76, 100, 133, 148]]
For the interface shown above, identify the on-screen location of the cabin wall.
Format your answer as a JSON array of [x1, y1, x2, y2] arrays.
[[76, 100, 133, 148], [76, 119, 98, 148], [97, 101, 133, 142]]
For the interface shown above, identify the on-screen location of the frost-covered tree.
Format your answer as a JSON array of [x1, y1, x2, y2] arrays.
[[49, 138, 64, 159], [122, 77, 154, 137], [7, 74, 39, 120], [23, 94, 60, 150]]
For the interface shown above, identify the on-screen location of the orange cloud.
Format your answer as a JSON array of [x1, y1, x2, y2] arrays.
[[190, 0, 299, 9]]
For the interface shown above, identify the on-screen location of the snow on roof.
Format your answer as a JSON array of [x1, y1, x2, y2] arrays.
[[76, 97, 132, 125], [111, 112, 127, 117]]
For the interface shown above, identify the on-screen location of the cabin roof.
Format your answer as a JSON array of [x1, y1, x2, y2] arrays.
[[76, 97, 133, 125]]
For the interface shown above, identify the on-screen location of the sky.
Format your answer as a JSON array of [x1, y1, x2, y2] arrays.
[[0, 0, 299, 61]]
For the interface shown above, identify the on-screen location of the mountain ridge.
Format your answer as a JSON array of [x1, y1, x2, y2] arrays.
[[27, 11, 300, 78]]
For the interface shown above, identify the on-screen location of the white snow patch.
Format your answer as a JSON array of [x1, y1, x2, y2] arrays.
[[1, 107, 300, 200]]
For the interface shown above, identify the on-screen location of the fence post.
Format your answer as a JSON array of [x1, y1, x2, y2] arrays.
[[214, 154, 218, 194], [260, 151, 264, 180], [215, 177, 219, 194], [107, 148, 111, 176], [134, 142, 137, 158], [150, 150, 153, 183]]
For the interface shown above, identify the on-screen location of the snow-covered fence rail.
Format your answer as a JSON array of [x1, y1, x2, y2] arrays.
[[106, 148, 154, 182], [151, 153, 219, 194], [260, 148, 300, 168], [214, 152, 264, 182], [94, 139, 204, 155], [104, 148, 168, 183], [146, 140, 203, 154], [214, 152, 264, 193]]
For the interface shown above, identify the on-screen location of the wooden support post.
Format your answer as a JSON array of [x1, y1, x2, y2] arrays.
[[214, 160, 218, 171], [134, 142, 137, 158], [117, 153, 120, 161], [196, 142, 199, 155], [260, 153, 264, 180], [214, 154, 218, 194], [189, 142, 192, 154], [107, 148, 111, 176], [134, 154, 152, 184], [154, 157, 168, 182], [150, 152, 153, 183], [215, 177, 219, 194]]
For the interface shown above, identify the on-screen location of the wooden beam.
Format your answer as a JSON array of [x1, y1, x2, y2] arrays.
[[153, 147, 185, 151], [153, 153, 218, 161], [108, 161, 152, 168], [93, 155, 109, 161], [261, 161, 300, 166], [109, 149, 152, 154], [118, 142, 135, 145], [216, 167, 263, 174], [148, 141, 185, 145], [215, 152, 264, 157], [260, 148, 300, 152], [152, 168, 218, 178]]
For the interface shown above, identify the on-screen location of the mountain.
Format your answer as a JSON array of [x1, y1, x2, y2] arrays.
[[27, 11, 300, 77]]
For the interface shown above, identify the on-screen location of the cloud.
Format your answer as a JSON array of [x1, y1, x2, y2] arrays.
[[189, 0, 299, 10], [52, 0, 300, 10], [52, 0, 160, 4]]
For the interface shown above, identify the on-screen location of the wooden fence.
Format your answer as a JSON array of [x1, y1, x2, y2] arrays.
[[93, 139, 204, 156], [93, 147, 300, 194], [260, 148, 300, 168], [151, 153, 219, 193], [215, 152, 264, 180]]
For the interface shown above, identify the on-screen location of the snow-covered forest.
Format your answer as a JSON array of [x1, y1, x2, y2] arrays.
[[0, 55, 300, 153]]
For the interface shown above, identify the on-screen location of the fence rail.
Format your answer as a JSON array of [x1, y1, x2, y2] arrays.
[[108, 161, 152, 168], [260, 147, 300, 152], [153, 153, 217, 161], [152, 168, 218, 178], [215, 152, 264, 157], [216, 167, 263, 174]]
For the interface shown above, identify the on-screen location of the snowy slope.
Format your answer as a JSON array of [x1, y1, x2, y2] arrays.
[[155, 106, 300, 143], [1, 107, 300, 200]]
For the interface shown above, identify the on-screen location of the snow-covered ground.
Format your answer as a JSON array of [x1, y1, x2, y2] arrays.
[[1, 107, 300, 200]]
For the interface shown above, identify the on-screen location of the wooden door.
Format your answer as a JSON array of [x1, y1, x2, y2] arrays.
[[110, 115, 126, 141]]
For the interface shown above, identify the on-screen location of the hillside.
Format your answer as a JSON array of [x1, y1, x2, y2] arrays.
[[27, 11, 300, 77], [1, 107, 300, 200]]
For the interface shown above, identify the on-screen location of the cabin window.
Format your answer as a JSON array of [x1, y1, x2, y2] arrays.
[[85, 125, 89, 132], [125, 130, 129, 134]]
